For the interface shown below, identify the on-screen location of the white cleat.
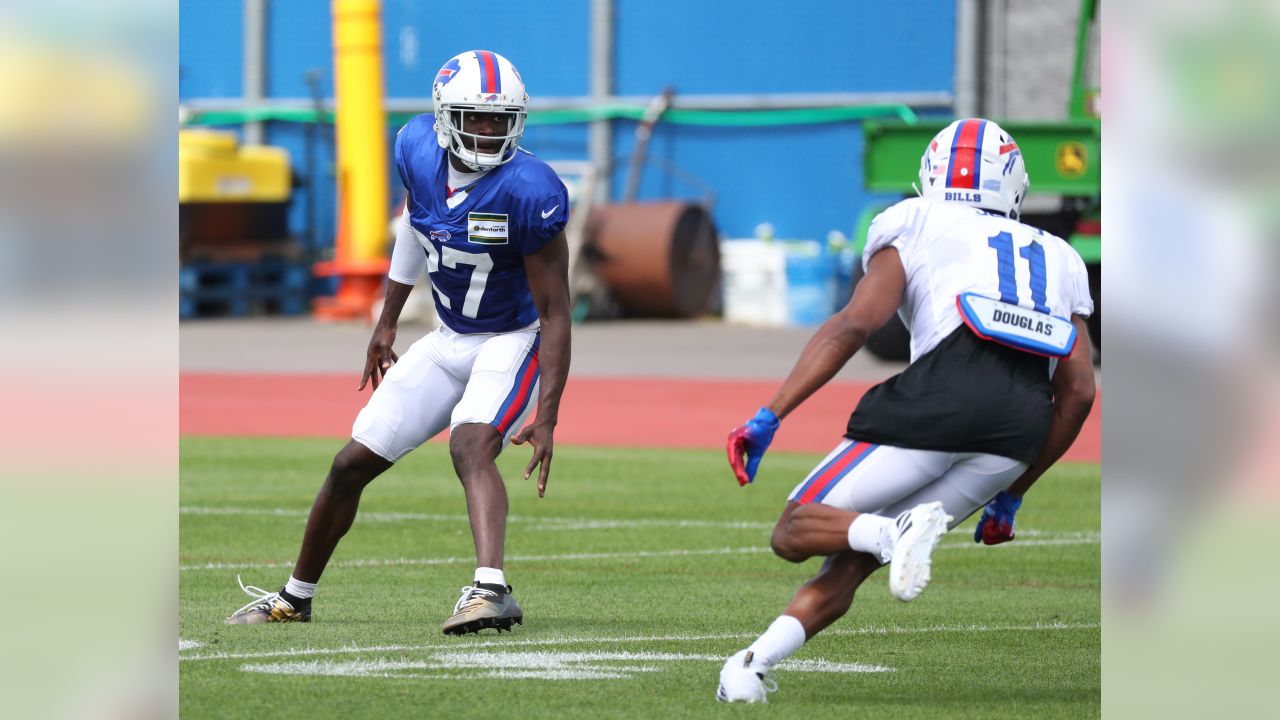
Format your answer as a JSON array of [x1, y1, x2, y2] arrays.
[[716, 650, 777, 703], [888, 501, 953, 602]]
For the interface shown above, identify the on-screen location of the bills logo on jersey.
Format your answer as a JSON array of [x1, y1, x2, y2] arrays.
[[430, 229, 451, 243], [435, 58, 461, 87]]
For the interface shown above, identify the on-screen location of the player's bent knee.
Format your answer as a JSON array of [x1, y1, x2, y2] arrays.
[[771, 539, 808, 563], [770, 524, 809, 563], [769, 503, 810, 562], [448, 423, 501, 472], [328, 441, 390, 492]]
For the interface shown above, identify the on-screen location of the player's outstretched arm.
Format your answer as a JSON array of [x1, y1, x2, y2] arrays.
[[727, 248, 905, 486], [359, 279, 414, 391], [512, 231, 572, 498], [767, 247, 906, 419]]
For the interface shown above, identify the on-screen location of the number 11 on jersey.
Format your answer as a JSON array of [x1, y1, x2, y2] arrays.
[[987, 231, 1049, 313]]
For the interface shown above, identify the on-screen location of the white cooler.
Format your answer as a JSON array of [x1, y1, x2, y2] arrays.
[[719, 239, 788, 326]]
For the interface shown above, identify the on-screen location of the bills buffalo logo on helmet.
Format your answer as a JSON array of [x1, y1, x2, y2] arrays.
[[435, 58, 461, 87], [999, 141, 1021, 176]]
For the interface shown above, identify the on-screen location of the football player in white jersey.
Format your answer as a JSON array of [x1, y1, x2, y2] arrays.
[[717, 118, 1096, 702], [226, 51, 572, 635]]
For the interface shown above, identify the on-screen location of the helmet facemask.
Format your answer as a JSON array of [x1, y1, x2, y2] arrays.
[[436, 105, 527, 171]]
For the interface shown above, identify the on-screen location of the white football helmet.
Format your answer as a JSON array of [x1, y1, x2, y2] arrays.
[[432, 50, 529, 171], [918, 118, 1029, 219]]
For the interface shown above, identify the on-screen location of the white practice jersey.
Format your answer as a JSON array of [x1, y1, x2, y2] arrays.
[[864, 198, 1095, 364]]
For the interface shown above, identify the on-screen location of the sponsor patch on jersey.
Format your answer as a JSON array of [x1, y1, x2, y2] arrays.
[[429, 229, 451, 243], [467, 212, 509, 245], [957, 292, 1077, 358]]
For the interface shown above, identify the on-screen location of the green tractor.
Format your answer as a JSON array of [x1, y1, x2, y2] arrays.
[[853, 0, 1100, 362]]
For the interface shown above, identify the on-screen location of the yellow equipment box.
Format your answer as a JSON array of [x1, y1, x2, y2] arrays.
[[179, 129, 291, 203]]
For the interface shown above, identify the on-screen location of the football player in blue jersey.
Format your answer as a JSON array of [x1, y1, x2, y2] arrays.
[[227, 50, 572, 635]]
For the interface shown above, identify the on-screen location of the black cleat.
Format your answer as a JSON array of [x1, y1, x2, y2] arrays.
[[225, 576, 312, 624]]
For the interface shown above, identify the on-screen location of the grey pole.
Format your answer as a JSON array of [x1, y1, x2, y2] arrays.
[[589, 0, 614, 203], [243, 0, 268, 145], [988, 0, 1007, 119], [954, 0, 979, 119]]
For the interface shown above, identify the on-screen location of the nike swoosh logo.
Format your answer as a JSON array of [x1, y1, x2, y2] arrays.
[[541, 205, 559, 219]]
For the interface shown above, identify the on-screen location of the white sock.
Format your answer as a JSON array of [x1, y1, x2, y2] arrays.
[[847, 513, 896, 563], [474, 566, 506, 587], [746, 615, 807, 669], [284, 576, 317, 600]]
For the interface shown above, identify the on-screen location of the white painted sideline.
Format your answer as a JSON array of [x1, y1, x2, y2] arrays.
[[180, 533, 1099, 572], [181, 620, 1098, 663]]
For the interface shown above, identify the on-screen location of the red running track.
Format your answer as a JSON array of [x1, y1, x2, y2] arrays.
[[181, 374, 1100, 462]]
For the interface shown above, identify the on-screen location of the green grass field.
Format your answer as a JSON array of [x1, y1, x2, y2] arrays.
[[180, 437, 1099, 719]]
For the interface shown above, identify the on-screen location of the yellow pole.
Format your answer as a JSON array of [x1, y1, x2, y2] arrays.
[[315, 0, 389, 320]]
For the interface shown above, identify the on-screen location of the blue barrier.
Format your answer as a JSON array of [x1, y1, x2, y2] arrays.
[[180, 261, 311, 319], [784, 247, 837, 326]]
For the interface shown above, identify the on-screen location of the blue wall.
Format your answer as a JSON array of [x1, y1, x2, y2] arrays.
[[179, 0, 954, 249], [614, 1, 951, 96], [180, 1, 245, 98]]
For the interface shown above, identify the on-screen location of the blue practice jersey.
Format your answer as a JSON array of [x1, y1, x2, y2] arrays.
[[394, 114, 569, 334]]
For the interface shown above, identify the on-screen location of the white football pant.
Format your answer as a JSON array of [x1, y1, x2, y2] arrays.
[[352, 323, 540, 462], [787, 439, 1028, 528]]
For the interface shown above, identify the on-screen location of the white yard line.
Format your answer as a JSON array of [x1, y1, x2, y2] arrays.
[[825, 620, 1098, 637], [941, 536, 1101, 550], [180, 546, 776, 572], [182, 505, 1091, 537], [180, 506, 775, 531], [181, 621, 1097, 663], [238, 651, 895, 679], [180, 533, 1099, 572]]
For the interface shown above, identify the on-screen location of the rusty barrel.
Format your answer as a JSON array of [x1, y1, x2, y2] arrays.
[[589, 201, 720, 318]]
